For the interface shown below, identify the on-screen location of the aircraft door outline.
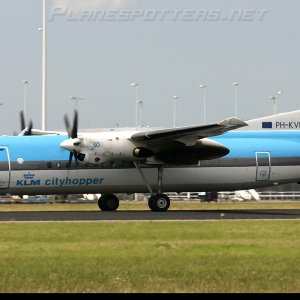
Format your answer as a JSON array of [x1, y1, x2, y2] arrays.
[[0, 147, 10, 189], [256, 152, 271, 181]]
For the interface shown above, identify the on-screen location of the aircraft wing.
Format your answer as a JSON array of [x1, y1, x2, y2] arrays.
[[58, 113, 247, 166], [131, 117, 247, 144], [130, 117, 248, 164]]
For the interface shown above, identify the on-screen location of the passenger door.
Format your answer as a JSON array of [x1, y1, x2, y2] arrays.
[[0, 147, 10, 188], [256, 152, 271, 181]]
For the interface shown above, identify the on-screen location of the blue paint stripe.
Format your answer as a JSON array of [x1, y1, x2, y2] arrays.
[[0, 136, 69, 161], [214, 131, 300, 158], [0, 130, 300, 162]]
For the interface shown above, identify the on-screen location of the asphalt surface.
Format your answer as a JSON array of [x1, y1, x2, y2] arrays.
[[0, 209, 300, 221]]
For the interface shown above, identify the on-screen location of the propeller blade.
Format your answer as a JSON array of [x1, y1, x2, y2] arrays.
[[27, 119, 33, 136], [74, 151, 79, 166], [71, 109, 78, 139], [68, 151, 73, 167], [63, 109, 80, 168], [64, 114, 72, 137], [20, 111, 33, 136], [20, 110, 25, 131]]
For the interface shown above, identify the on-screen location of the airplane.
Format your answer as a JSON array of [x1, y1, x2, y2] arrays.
[[1, 108, 300, 212]]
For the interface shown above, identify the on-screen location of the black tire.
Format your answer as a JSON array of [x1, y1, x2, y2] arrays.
[[148, 194, 170, 212], [98, 194, 119, 211], [148, 196, 156, 211]]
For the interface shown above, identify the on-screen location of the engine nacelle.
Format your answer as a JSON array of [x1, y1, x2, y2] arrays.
[[133, 147, 153, 158], [63, 133, 229, 166], [77, 132, 140, 165]]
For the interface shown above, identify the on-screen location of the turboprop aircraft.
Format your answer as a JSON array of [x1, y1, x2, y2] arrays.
[[1, 109, 300, 212]]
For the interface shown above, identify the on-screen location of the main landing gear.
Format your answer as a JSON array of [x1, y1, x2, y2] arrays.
[[97, 192, 170, 212], [97, 163, 171, 212], [134, 162, 170, 212], [148, 193, 170, 212]]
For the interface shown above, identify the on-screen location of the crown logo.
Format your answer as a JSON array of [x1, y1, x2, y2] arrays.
[[24, 172, 35, 179]]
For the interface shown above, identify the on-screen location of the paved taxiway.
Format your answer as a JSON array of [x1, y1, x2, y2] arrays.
[[0, 209, 300, 221]]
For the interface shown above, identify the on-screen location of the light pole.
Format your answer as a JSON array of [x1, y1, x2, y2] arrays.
[[199, 84, 207, 124], [269, 96, 277, 115], [173, 96, 179, 128], [40, 0, 47, 131], [137, 100, 143, 127], [69, 96, 85, 109], [22, 80, 29, 120], [233, 82, 239, 117], [276, 90, 283, 113], [131, 82, 139, 128], [131, 83, 140, 202]]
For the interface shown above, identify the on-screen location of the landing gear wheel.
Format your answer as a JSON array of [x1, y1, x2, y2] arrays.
[[98, 194, 119, 211], [148, 194, 170, 212]]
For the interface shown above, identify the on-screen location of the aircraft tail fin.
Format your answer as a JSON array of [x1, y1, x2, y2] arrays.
[[237, 109, 300, 131]]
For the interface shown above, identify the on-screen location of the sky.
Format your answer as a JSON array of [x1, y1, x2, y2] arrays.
[[0, 0, 300, 134]]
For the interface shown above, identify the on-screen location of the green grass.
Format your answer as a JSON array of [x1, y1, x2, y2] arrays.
[[0, 221, 300, 293], [1, 200, 300, 211]]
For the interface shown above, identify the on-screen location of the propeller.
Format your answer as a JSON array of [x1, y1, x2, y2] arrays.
[[20, 110, 25, 131], [62, 109, 81, 167], [19, 110, 33, 136]]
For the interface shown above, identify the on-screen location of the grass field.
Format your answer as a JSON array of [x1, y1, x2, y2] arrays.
[[0, 220, 300, 293], [1, 201, 300, 293], [1, 199, 300, 211]]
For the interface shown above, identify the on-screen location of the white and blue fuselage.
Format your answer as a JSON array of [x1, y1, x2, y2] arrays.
[[0, 130, 299, 196]]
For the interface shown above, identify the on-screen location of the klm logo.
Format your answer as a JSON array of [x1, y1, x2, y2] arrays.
[[16, 173, 41, 186]]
